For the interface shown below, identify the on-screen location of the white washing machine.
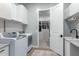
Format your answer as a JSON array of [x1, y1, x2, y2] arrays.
[[0, 32, 32, 56]]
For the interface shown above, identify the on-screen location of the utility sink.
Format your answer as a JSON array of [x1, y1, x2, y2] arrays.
[[70, 40, 79, 47], [64, 37, 79, 56], [64, 37, 79, 47]]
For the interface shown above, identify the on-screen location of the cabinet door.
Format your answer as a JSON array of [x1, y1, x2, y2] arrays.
[[64, 6, 70, 19], [69, 3, 79, 17], [22, 6, 28, 24], [0, 4, 27, 24], [65, 40, 70, 56], [10, 4, 17, 20], [50, 4, 63, 55], [0, 3, 11, 20], [0, 3, 17, 21], [65, 3, 79, 19], [16, 5, 27, 24]]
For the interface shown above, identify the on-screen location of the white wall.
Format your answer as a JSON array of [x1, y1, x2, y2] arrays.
[[64, 3, 71, 37], [0, 19, 23, 33], [5, 20, 23, 32], [64, 21, 71, 37], [64, 3, 79, 38], [24, 3, 58, 46], [0, 19, 4, 32], [67, 19, 79, 38]]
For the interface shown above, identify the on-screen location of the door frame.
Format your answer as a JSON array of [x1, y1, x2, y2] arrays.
[[37, 3, 64, 55], [37, 8, 51, 48]]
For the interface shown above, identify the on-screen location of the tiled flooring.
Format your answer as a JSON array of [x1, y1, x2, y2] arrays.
[[27, 48, 59, 56]]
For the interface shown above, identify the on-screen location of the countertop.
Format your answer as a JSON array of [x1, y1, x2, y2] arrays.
[[64, 37, 77, 41], [64, 37, 79, 47]]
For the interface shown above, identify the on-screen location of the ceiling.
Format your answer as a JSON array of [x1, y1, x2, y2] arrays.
[[18, 3, 71, 9]]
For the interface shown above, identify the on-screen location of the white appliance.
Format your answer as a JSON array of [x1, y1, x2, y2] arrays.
[[25, 33, 32, 53], [0, 32, 32, 56]]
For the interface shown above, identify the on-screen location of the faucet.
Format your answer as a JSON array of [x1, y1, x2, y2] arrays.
[[70, 29, 79, 39]]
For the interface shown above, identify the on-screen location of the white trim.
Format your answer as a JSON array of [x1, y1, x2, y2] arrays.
[[37, 8, 51, 48], [37, 9, 39, 47], [36, 4, 60, 48], [38, 8, 50, 11]]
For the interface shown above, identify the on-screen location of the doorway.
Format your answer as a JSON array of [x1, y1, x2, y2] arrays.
[[38, 9, 50, 48]]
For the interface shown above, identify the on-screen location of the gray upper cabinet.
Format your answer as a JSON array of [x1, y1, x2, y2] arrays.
[[64, 3, 79, 20], [0, 3, 28, 24], [0, 3, 12, 20], [16, 5, 28, 24]]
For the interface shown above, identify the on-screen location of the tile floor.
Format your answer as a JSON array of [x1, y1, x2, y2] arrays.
[[27, 48, 59, 56]]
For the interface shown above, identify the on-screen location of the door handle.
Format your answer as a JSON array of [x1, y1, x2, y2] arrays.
[[60, 35, 63, 38]]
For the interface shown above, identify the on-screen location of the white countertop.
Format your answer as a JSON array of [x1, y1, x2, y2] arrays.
[[64, 37, 79, 47], [64, 37, 77, 40]]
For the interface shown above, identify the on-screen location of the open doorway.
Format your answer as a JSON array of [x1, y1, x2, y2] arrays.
[[38, 9, 50, 48]]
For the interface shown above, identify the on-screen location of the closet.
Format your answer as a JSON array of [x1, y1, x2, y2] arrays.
[[38, 9, 50, 48]]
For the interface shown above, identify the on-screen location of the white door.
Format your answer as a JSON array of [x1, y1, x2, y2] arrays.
[[50, 4, 63, 55]]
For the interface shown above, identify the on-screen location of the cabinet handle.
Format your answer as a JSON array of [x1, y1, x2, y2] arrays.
[[0, 50, 5, 53]]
